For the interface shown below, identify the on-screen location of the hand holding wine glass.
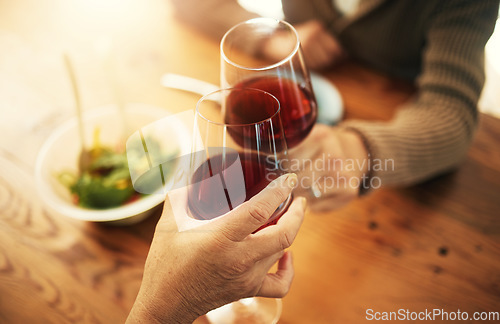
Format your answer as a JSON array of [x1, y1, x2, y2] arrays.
[[182, 87, 297, 322], [127, 174, 306, 324], [291, 124, 369, 211]]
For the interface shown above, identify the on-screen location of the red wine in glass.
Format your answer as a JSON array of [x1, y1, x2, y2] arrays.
[[188, 151, 289, 230], [228, 76, 317, 148]]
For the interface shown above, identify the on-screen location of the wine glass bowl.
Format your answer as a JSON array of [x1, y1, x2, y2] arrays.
[[187, 88, 290, 228], [221, 17, 318, 148]]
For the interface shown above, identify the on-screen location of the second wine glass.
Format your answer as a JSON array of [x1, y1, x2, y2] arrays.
[[221, 17, 318, 149]]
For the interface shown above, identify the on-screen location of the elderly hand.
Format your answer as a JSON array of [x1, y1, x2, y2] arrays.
[[127, 173, 306, 323], [291, 125, 369, 211]]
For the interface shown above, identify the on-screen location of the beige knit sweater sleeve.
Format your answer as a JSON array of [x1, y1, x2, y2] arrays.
[[340, 0, 498, 187]]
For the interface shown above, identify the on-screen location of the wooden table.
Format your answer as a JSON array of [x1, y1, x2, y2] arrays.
[[1, 0, 499, 323]]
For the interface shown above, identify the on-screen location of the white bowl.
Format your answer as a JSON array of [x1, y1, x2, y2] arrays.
[[35, 103, 192, 225]]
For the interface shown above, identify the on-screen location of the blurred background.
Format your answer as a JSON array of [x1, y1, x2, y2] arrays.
[[240, 0, 500, 118], [0, 0, 498, 162], [0, 0, 198, 164], [1, 0, 498, 115], [0, 1, 499, 322]]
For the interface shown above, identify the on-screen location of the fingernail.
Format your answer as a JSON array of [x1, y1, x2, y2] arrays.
[[300, 197, 307, 211], [286, 173, 298, 189]]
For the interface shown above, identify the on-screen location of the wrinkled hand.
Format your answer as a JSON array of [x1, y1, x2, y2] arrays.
[[127, 174, 306, 324], [291, 125, 369, 211]]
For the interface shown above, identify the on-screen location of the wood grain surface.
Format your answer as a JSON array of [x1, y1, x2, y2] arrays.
[[1, 0, 499, 323]]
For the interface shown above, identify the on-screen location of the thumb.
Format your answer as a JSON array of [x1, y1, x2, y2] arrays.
[[210, 173, 297, 242]]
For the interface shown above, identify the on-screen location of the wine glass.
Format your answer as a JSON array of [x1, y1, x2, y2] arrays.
[[220, 17, 318, 149], [187, 88, 289, 323]]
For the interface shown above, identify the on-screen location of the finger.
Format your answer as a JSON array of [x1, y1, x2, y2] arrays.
[[312, 43, 334, 68], [243, 197, 306, 258], [210, 173, 298, 242], [252, 250, 285, 279], [259, 250, 285, 271], [304, 39, 336, 70], [319, 32, 344, 58], [257, 251, 295, 298], [309, 26, 344, 68], [237, 251, 285, 299], [304, 45, 327, 70]]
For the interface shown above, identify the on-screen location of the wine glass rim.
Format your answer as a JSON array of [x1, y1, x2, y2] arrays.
[[196, 87, 282, 127], [220, 17, 300, 72]]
